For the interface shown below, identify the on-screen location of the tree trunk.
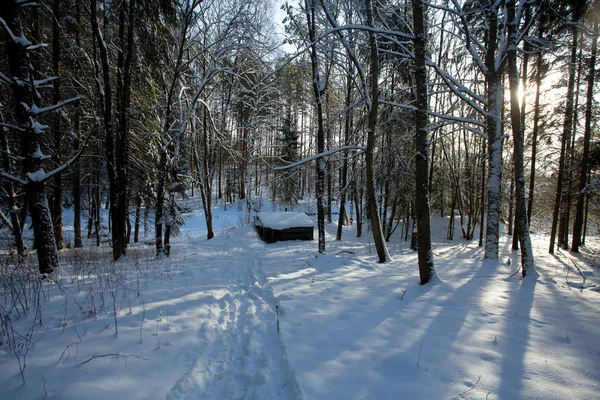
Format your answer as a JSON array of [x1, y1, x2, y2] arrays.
[[508, 174, 514, 236], [91, 0, 123, 261], [413, 0, 435, 283], [582, 171, 590, 244], [134, 196, 141, 243], [571, 20, 597, 252], [337, 31, 355, 241], [73, 0, 83, 247], [365, 0, 388, 263], [448, 192, 456, 240], [527, 38, 544, 224], [29, 184, 59, 274], [478, 139, 486, 247], [202, 108, 215, 239], [114, 0, 136, 258], [305, 0, 326, 253], [549, 27, 578, 254], [0, 114, 24, 256], [355, 184, 362, 238], [507, 0, 535, 276], [52, 0, 63, 250], [155, 152, 167, 254], [2, 0, 59, 274], [484, 3, 503, 260]]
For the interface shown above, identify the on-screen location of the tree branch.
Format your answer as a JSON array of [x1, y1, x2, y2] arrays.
[[273, 146, 366, 171]]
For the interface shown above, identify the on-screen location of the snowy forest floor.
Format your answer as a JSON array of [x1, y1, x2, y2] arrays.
[[0, 197, 599, 399]]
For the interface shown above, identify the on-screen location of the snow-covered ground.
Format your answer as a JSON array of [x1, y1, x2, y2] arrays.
[[0, 197, 599, 399]]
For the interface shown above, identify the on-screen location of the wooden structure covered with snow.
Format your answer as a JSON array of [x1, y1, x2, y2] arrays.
[[254, 212, 314, 243]]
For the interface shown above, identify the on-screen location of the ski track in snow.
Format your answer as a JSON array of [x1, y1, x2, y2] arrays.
[[2, 204, 599, 399], [167, 243, 301, 400]]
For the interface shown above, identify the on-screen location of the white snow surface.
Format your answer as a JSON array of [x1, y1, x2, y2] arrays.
[[255, 212, 315, 230], [1, 198, 599, 400]]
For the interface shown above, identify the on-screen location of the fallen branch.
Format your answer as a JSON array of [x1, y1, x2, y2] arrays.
[[459, 375, 481, 397], [80, 353, 147, 366]]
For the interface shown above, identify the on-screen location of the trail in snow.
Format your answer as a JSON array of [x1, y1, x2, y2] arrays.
[[167, 240, 302, 400]]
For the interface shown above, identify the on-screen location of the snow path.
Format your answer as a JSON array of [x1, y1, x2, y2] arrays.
[[167, 241, 302, 400], [1, 203, 599, 399]]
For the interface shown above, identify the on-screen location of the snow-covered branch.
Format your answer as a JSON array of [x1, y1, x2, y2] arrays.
[[34, 76, 58, 87], [25, 95, 82, 116], [273, 146, 366, 171], [0, 16, 32, 47], [0, 170, 27, 185], [36, 126, 95, 183], [319, 0, 371, 109], [0, 72, 13, 86], [0, 122, 25, 132], [448, 0, 487, 74], [427, 60, 487, 115]]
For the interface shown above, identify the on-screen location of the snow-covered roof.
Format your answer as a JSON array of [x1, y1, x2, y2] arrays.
[[255, 212, 314, 230]]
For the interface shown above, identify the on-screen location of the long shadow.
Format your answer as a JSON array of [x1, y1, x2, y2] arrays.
[[391, 260, 505, 383], [289, 255, 501, 398], [496, 277, 536, 399], [262, 252, 442, 398]]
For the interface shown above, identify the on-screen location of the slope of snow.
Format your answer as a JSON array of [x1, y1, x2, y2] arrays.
[[0, 199, 598, 399]]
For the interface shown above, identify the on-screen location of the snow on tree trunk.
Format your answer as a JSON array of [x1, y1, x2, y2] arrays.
[[484, 78, 503, 260], [1, 0, 59, 274], [29, 183, 59, 274], [483, 4, 502, 260]]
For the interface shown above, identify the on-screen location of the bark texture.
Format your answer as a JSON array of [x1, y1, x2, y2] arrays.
[[571, 20, 597, 252], [365, 0, 388, 263], [1, 1, 59, 274], [507, 0, 535, 276], [484, 3, 503, 260], [413, 0, 435, 283]]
